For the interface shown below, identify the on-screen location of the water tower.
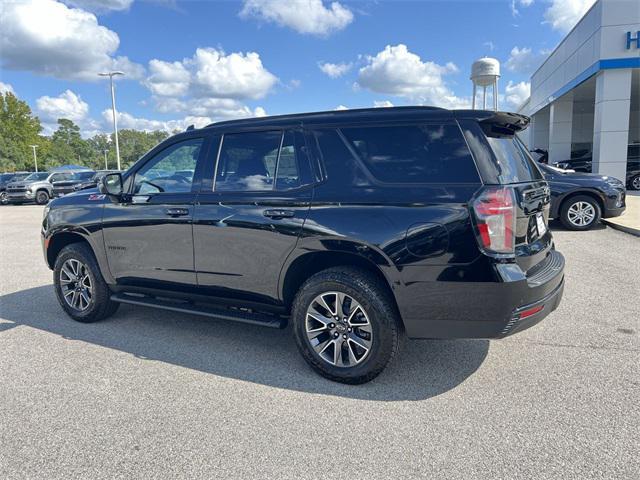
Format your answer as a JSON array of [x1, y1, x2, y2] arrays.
[[471, 57, 500, 111]]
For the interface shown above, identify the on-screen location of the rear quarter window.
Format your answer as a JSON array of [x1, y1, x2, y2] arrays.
[[486, 136, 543, 183], [340, 124, 480, 184]]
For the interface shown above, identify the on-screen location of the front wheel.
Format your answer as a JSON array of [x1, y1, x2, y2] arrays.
[[54, 243, 119, 323], [292, 267, 401, 384], [629, 174, 640, 191], [560, 195, 601, 231], [35, 190, 50, 205], [0, 191, 8, 205]]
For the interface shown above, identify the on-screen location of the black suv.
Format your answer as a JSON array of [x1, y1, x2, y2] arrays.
[[42, 107, 565, 384]]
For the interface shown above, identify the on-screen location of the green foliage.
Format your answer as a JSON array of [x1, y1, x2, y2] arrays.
[[0, 91, 171, 173], [0, 92, 42, 171]]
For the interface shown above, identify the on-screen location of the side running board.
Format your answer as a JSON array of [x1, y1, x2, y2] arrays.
[[110, 292, 287, 329]]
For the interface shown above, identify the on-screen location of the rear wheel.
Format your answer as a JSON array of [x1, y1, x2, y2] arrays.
[[629, 174, 640, 191], [292, 267, 401, 384], [560, 195, 601, 231], [53, 243, 119, 323], [35, 190, 50, 205]]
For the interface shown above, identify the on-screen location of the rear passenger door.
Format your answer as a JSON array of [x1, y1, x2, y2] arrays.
[[193, 129, 314, 304]]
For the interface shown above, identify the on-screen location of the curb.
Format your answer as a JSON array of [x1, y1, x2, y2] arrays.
[[601, 219, 640, 237]]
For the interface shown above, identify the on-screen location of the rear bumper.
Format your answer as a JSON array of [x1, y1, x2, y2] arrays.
[[397, 250, 565, 339]]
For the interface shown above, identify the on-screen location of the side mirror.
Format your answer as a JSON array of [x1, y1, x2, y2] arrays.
[[99, 172, 123, 197]]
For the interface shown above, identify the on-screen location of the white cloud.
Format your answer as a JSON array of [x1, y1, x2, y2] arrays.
[[544, 0, 596, 33], [102, 109, 210, 132], [511, 0, 534, 17], [240, 0, 353, 36], [145, 59, 191, 97], [146, 48, 277, 102], [503, 80, 530, 110], [189, 48, 277, 100], [334, 105, 348, 110], [153, 96, 267, 121], [64, 0, 134, 13], [102, 104, 268, 133], [0, 82, 15, 94], [35, 89, 103, 136], [505, 46, 547, 74], [0, 0, 143, 81], [356, 44, 468, 109], [36, 89, 89, 123], [373, 100, 394, 108], [318, 61, 352, 78]]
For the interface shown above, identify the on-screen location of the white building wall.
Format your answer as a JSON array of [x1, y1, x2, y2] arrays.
[[524, 0, 639, 117]]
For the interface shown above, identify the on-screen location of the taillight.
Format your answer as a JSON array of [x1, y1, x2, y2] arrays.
[[471, 186, 516, 256]]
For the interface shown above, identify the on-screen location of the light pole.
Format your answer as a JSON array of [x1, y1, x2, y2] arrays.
[[29, 145, 38, 172], [98, 71, 124, 170], [103, 149, 109, 170]]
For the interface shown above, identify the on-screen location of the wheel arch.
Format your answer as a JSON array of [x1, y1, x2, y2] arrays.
[[280, 248, 402, 320], [559, 189, 605, 216]]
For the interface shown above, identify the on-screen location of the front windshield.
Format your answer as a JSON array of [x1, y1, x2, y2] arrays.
[[24, 172, 49, 181]]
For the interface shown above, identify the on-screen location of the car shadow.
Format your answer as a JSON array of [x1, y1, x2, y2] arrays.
[[0, 285, 489, 401]]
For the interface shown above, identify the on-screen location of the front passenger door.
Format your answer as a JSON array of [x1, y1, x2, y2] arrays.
[[102, 137, 205, 288]]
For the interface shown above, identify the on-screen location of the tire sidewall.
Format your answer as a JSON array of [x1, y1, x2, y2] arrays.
[[560, 196, 601, 231], [54, 245, 104, 321], [36, 190, 49, 205], [292, 271, 397, 382], [630, 175, 640, 191]]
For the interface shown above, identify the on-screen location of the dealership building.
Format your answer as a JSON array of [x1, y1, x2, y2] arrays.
[[518, 0, 639, 180]]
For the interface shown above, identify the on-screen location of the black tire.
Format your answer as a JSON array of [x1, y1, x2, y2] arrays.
[[53, 242, 119, 323], [0, 191, 8, 205], [629, 174, 640, 191], [292, 267, 402, 384], [559, 195, 601, 231], [35, 189, 50, 205]]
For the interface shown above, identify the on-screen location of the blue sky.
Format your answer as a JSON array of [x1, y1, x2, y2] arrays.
[[0, 0, 596, 136]]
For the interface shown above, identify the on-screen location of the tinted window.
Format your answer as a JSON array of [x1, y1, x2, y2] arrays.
[[215, 131, 280, 192], [49, 173, 73, 182], [134, 138, 202, 194], [341, 124, 479, 183], [487, 136, 543, 183], [74, 171, 95, 180], [275, 131, 301, 190], [312, 129, 373, 188]]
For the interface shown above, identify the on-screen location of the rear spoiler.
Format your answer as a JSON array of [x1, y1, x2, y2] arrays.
[[454, 110, 530, 136]]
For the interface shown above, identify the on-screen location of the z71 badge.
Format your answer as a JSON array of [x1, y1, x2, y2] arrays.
[[87, 194, 106, 201]]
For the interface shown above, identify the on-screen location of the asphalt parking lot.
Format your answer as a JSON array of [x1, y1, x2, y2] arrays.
[[1, 205, 638, 480]]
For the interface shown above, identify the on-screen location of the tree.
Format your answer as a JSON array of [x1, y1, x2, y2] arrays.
[[116, 129, 169, 169], [43, 119, 95, 169], [0, 92, 42, 171]]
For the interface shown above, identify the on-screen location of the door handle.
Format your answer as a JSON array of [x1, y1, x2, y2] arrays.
[[263, 209, 295, 219], [165, 207, 189, 217]]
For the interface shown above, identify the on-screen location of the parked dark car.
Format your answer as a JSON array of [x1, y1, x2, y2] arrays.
[[42, 107, 565, 384], [553, 144, 640, 190], [0, 171, 30, 205], [538, 163, 626, 230], [52, 170, 96, 198], [72, 170, 120, 192]]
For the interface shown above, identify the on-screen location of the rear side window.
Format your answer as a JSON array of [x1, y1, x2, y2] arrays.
[[340, 124, 479, 184], [487, 136, 543, 183], [214, 130, 305, 192]]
